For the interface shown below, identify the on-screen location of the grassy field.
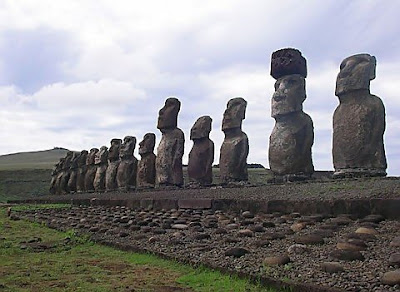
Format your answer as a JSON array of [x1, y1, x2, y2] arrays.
[[0, 205, 277, 292]]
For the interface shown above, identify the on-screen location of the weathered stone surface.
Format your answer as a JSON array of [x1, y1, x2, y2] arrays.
[[93, 146, 108, 192], [58, 151, 73, 195], [76, 150, 88, 192], [263, 254, 290, 266], [269, 70, 314, 179], [220, 98, 249, 183], [137, 133, 156, 188], [333, 54, 387, 178], [355, 227, 378, 235], [271, 48, 307, 79], [49, 157, 64, 195], [294, 234, 324, 245], [188, 116, 214, 186], [381, 270, 400, 285], [390, 236, 400, 248], [67, 152, 80, 193], [320, 262, 344, 273], [117, 136, 138, 190], [105, 138, 121, 191], [389, 253, 400, 266], [84, 148, 99, 192], [225, 247, 250, 258], [156, 98, 184, 187], [331, 249, 364, 261]]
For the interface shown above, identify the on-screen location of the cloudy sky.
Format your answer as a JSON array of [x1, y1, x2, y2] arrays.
[[0, 0, 399, 175]]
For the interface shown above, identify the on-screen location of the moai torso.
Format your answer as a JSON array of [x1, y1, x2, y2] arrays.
[[333, 54, 387, 177], [188, 116, 214, 186], [67, 152, 80, 193], [268, 49, 314, 180], [59, 151, 73, 194], [84, 148, 99, 192], [50, 158, 64, 195], [105, 139, 122, 191], [117, 136, 138, 190], [155, 98, 185, 187], [137, 133, 156, 188], [76, 150, 88, 192], [93, 146, 108, 192], [219, 98, 249, 184]]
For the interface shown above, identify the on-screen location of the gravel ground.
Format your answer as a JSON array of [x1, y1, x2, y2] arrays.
[[37, 177, 400, 202], [15, 205, 400, 292]]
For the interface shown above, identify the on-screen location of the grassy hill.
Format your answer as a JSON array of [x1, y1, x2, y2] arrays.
[[0, 148, 69, 202]]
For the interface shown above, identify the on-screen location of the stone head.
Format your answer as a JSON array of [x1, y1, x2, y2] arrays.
[[335, 53, 376, 96], [139, 133, 156, 155], [271, 48, 307, 80], [157, 97, 181, 131], [77, 150, 88, 167], [86, 148, 99, 165], [95, 146, 108, 165], [70, 152, 80, 169], [120, 136, 136, 158], [271, 74, 306, 118], [63, 151, 74, 169], [108, 138, 122, 161], [222, 98, 247, 131], [191, 116, 212, 140]]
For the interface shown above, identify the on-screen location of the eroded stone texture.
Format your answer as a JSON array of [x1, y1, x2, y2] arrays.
[[333, 54, 387, 178], [220, 98, 249, 183], [49, 157, 64, 195], [76, 150, 88, 192], [84, 148, 99, 192], [93, 146, 108, 192], [67, 152, 80, 193], [58, 151, 73, 194], [117, 136, 138, 190], [188, 116, 214, 186], [271, 48, 307, 80], [137, 133, 156, 188], [268, 72, 314, 180], [156, 98, 184, 187], [105, 139, 122, 191]]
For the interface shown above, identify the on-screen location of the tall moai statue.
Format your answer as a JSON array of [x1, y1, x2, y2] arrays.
[[84, 148, 99, 192], [59, 151, 73, 194], [156, 98, 185, 187], [268, 48, 314, 181], [137, 133, 156, 188], [333, 54, 387, 178], [49, 157, 64, 195], [117, 136, 138, 191], [67, 152, 80, 193], [105, 138, 122, 191], [76, 150, 88, 192], [188, 116, 214, 186], [93, 146, 108, 192], [219, 98, 249, 184]]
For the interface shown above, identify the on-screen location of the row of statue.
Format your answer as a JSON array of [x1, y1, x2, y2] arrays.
[[50, 48, 387, 194]]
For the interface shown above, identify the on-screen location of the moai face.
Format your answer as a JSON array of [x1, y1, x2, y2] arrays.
[[157, 98, 181, 130], [77, 150, 88, 167], [120, 136, 136, 158], [222, 98, 247, 131], [139, 133, 156, 155], [86, 148, 99, 165], [190, 116, 212, 140], [271, 74, 306, 118], [108, 139, 122, 161], [335, 54, 376, 96], [95, 146, 108, 165]]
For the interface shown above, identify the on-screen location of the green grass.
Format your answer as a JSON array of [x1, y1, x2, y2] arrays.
[[0, 205, 278, 292]]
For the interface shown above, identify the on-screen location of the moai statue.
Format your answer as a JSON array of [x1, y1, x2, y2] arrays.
[[137, 133, 157, 188], [188, 116, 214, 186], [59, 151, 73, 194], [76, 150, 88, 192], [333, 54, 387, 178], [220, 98, 249, 184], [93, 146, 108, 192], [49, 157, 64, 195], [268, 48, 314, 181], [105, 138, 122, 191], [84, 148, 99, 192], [67, 152, 80, 193], [156, 98, 185, 187], [117, 136, 138, 191]]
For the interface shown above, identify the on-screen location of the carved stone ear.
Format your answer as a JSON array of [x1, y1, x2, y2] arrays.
[[369, 55, 377, 81]]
